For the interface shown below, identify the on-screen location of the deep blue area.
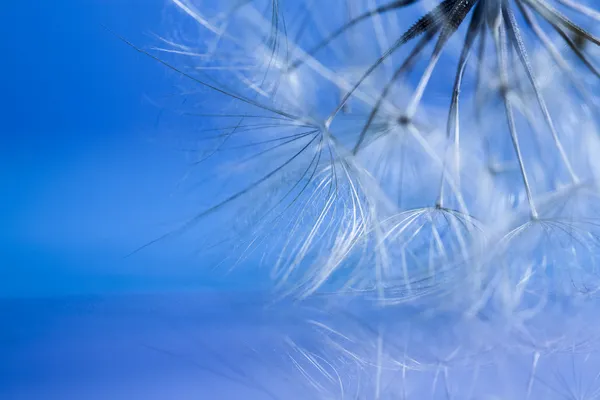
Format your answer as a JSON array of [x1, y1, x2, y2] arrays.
[[1, 0, 236, 297]]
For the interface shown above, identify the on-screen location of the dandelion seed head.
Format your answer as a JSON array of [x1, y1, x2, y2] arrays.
[[125, 0, 600, 395]]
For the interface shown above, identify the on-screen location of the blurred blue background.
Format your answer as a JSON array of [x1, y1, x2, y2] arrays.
[[1, 0, 243, 299]]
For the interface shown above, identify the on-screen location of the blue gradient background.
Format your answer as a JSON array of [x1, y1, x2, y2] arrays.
[[2, 0, 238, 298], [1, 2, 284, 398]]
